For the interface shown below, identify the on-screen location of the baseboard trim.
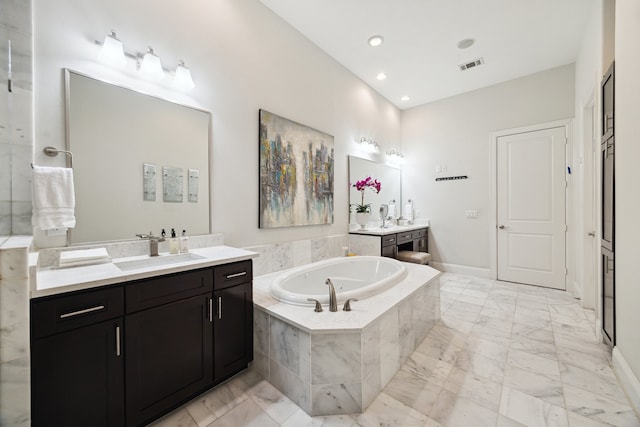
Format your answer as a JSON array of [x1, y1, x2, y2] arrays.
[[430, 262, 491, 279], [612, 347, 640, 417]]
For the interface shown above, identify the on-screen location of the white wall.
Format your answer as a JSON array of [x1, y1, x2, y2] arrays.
[[401, 64, 575, 271], [614, 0, 640, 387], [573, 1, 603, 309], [32, 0, 401, 248]]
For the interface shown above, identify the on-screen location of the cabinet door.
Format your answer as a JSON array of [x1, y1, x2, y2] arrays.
[[381, 244, 397, 258], [31, 319, 124, 427], [413, 237, 427, 252], [125, 294, 213, 427], [214, 282, 253, 383]]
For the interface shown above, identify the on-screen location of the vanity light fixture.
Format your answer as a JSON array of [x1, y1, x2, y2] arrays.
[[98, 30, 126, 69], [386, 149, 405, 165], [376, 72, 387, 81], [139, 46, 164, 82], [174, 61, 195, 91], [358, 137, 380, 153], [368, 35, 384, 47]]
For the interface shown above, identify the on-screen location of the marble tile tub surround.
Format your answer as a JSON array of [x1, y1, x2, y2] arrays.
[[0, 236, 32, 427], [252, 262, 440, 415], [245, 234, 349, 276], [148, 272, 640, 427]]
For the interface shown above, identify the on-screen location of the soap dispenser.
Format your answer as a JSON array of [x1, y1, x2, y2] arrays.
[[180, 230, 189, 253], [169, 228, 179, 254]]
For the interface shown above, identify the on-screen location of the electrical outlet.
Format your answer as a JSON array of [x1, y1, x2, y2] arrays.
[[435, 165, 441, 173], [442, 164, 447, 173], [465, 210, 478, 218], [46, 228, 68, 236]]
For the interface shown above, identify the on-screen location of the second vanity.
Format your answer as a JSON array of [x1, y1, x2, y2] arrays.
[[348, 222, 430, 259], [29, 243, 257, 427]]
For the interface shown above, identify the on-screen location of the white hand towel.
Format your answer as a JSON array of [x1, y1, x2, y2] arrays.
[[32, 165, 76, 230]]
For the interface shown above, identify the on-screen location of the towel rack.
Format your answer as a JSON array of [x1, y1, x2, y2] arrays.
[[42, 146, 73, 168]]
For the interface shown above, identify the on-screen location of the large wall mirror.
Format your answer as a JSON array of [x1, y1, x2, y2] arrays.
[[65, 70, 211, 244], [348, 155, 401, 223]]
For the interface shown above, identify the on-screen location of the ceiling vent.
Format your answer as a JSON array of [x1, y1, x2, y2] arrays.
[[458, 57, 484, 71]]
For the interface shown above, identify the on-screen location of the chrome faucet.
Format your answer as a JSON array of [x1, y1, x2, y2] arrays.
[[136, 232, 165, 257], [325, 278, 338, 312]]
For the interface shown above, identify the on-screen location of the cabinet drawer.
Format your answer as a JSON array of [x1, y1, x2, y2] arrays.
[[381, 235, 396, 247], [412, 229, 427, 239], [396, 232, 413, 244], [126, 268, 213, 313], [214, 260, 252, 290], [31, 286, 124, 339]]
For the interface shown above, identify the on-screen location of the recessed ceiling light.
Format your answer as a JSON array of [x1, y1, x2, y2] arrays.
[[457, 38, 475, 49], [368, 35, 384, 47], [401, 96, 410, 101], [376, 72, 387, 81]]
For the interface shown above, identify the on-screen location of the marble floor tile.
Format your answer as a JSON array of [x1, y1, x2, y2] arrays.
[[469, 323, 512, 347], [207, 398, 279, 427], [428, 323, 469, 347], [464, 335, 510, 363], [443, 366, 503, 412], [354, 392, 429, 427], [559, 362, 628, 404], [552, 323, 598, 343], [563, 384, 640, 427], [511, 322, 554, 344], [566, 411, 616, 427], [149, 408, 199, 427], [383, 367, 443, 416], [556, 346, 614, 379], [474, 314, 513, 333], [248, 381, 299, 424], [431, 389, 499, 427], [185, 379, 249, 421], [280, 409, 359, 427], [509, 334, 558, 361], [503, 365, 565, 407], [416, 334, 464, 364], [499, 386, 569, 427], [497, 414, 528, 427], [402, 350, 453, 386], [439, 314, 476, 334], [507, 348, 561, 380], [455, 349, 506, 383]]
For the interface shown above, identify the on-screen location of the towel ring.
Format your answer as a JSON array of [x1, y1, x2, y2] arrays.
[[43, 146, 73, 168]]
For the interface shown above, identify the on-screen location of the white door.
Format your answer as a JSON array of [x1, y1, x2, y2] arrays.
[[497, 126, 567, 289]]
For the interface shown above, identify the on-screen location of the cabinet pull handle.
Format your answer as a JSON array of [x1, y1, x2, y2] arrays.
[[208, 298, 213, 322], [226, 271, 247, 279], [217, 296, 222, 320], [59, 305, 105, 319], [115, 326, 121, 357]]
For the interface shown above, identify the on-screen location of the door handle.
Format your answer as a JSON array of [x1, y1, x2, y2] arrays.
[[587, 231, 595, 237], [217, 296, 222, 320], [498, 225, 508, 229], [115, 326, 121, 357]]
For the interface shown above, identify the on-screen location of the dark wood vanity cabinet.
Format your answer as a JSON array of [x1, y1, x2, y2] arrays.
[[31, 260, 254, 427], [31, 287, 125, 427], [124, 269, 214, 427], [213, 260, 253, 382]]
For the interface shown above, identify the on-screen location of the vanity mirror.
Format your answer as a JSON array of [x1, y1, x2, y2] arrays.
[[65, 70, 211, 244], [348, 155, 401, 224]]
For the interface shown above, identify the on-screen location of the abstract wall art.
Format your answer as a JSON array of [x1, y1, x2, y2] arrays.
[[259, 109, 334, 228]]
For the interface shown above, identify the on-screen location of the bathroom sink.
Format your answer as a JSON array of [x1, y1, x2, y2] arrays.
[[114, 253, 205, 271]]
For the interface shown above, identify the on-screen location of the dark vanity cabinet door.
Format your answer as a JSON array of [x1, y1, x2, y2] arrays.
[[31, 287, 125, 427], [125, 270, 214, 427], [213, 261, 254, 383]]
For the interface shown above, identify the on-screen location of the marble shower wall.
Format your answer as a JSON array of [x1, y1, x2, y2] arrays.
[[245, 234, 349, 276], [0, 0, 33, 236], [252, 277, 440, 416], [0, 236, 32, 426]]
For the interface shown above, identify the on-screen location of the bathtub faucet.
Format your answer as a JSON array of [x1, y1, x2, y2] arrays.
[[325, 278, 338, 312]]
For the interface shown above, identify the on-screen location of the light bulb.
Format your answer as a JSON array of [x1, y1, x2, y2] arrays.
[[98, 31, 126, 69], [174, 61, 195, 91], [139, 47, 164, 82]]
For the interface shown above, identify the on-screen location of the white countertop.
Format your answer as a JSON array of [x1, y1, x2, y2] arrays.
[[31, 245, 258, 299], [348, 221, 429, 236]]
